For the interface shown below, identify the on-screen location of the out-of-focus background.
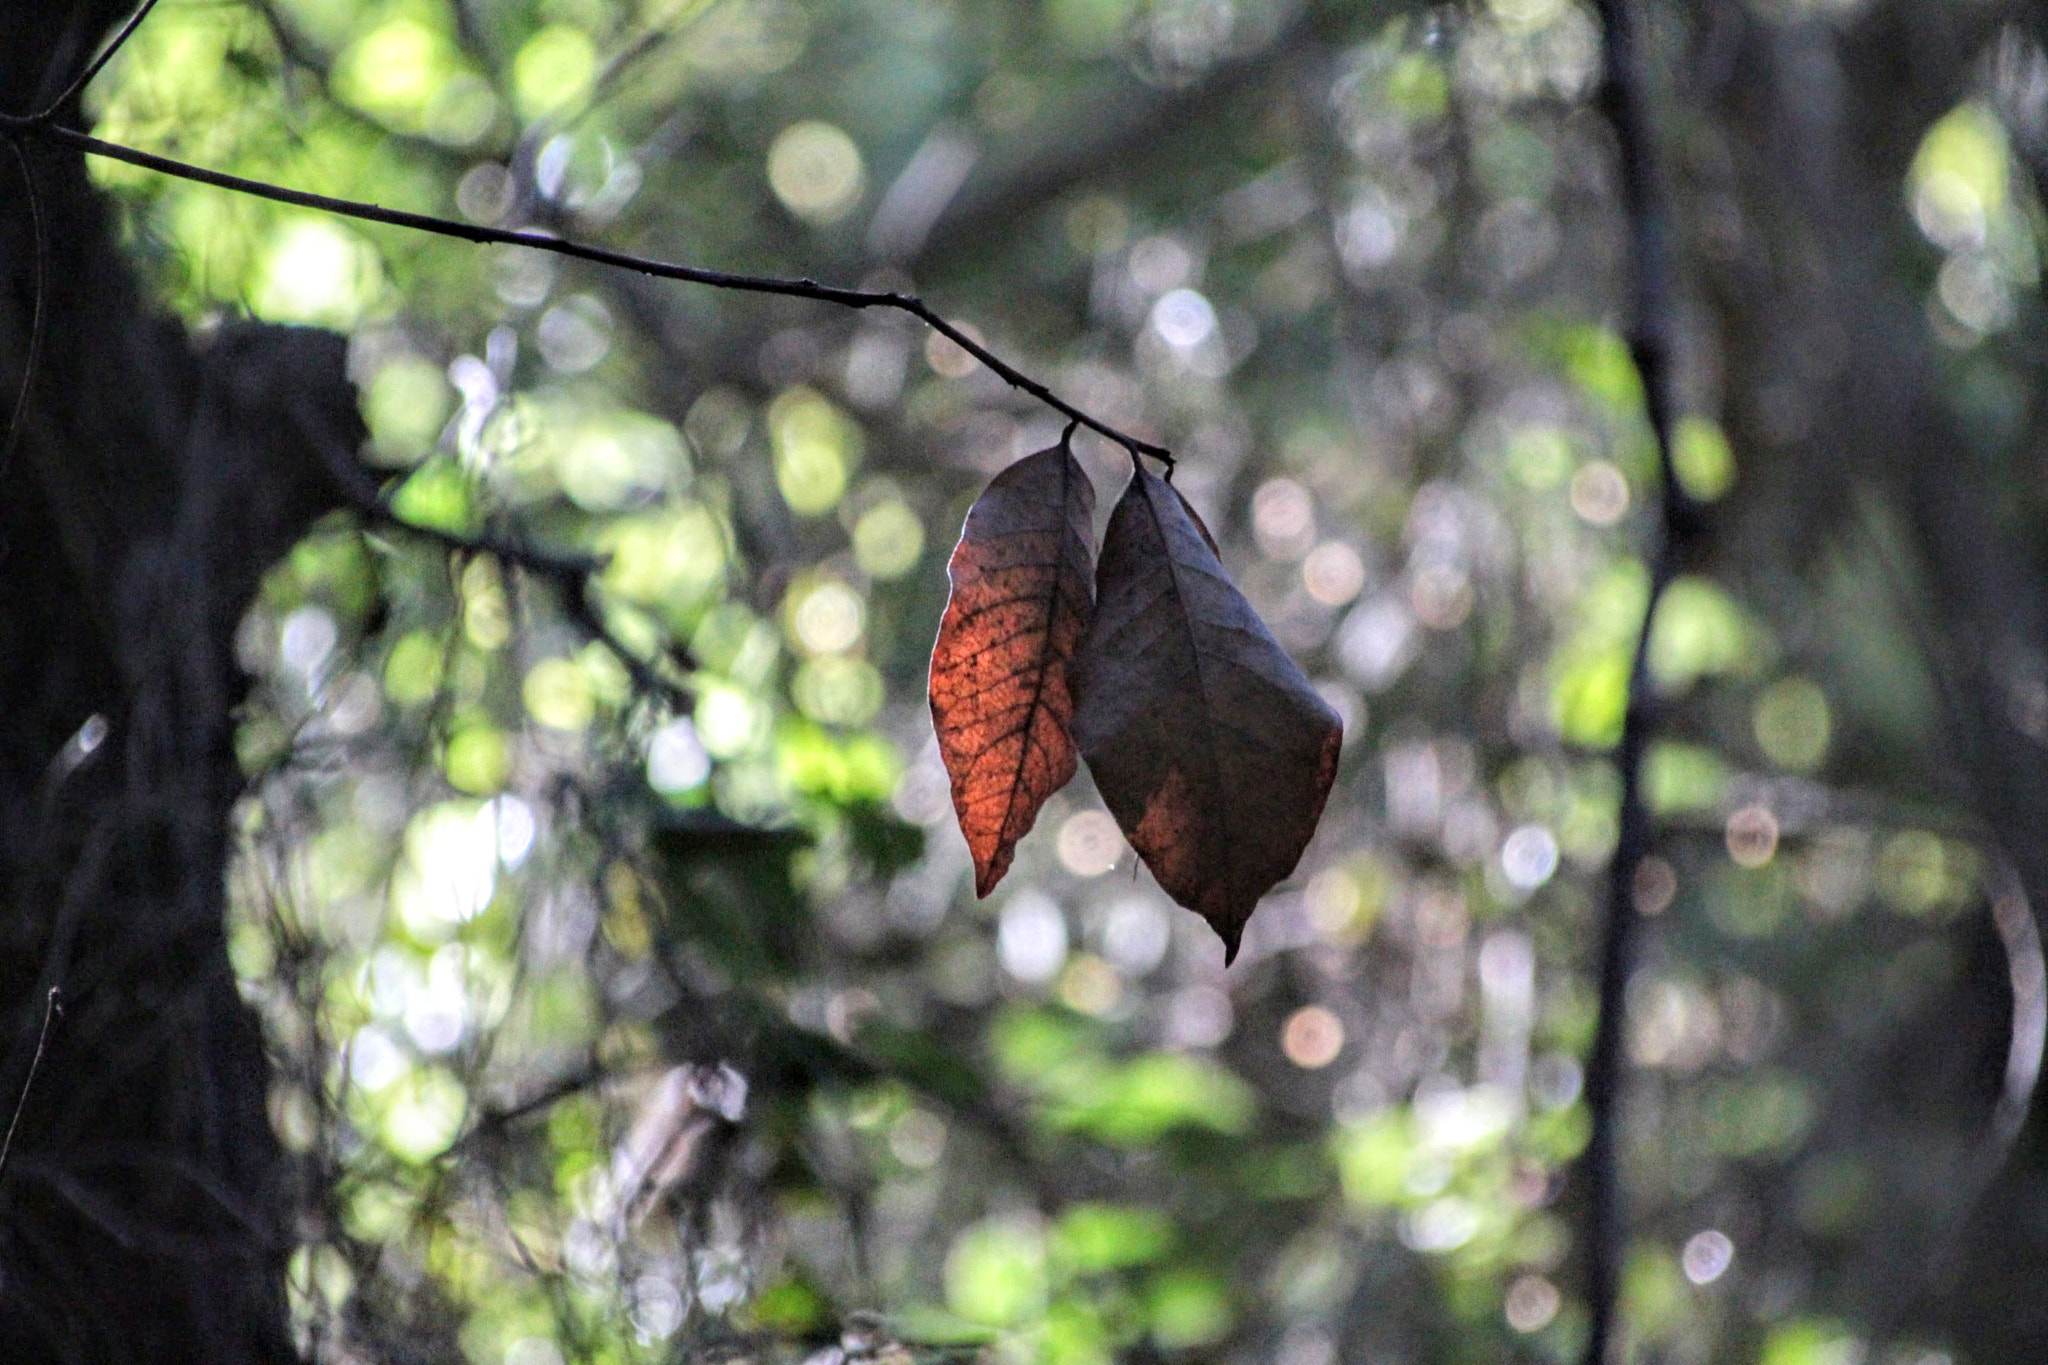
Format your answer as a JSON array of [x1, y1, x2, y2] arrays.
[[7, 0, 2048, 1361]]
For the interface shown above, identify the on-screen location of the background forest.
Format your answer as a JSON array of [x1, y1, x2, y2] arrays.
[[5, 0, 2048, 1362]]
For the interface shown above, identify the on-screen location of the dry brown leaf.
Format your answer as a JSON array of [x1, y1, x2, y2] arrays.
[[928, 442, 1097, 896], [1072, 465, 1342, 963]]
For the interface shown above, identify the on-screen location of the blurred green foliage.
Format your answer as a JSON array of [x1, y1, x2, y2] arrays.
[[81, 0, 2048, 1360]]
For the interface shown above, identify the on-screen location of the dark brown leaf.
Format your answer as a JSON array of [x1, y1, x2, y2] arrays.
[[1072, 466, 1342, 963], [928, 442, 1097, 896]]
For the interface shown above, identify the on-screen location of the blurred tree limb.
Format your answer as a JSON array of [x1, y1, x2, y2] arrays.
[[1577, 0, 1693, 1356]]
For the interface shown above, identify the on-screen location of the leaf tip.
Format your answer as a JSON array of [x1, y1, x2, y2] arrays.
[[1219, 923, 1243, 967]]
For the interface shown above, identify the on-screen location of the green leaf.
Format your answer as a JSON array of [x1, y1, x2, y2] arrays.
[[1051, 1204, 1176, 1274]]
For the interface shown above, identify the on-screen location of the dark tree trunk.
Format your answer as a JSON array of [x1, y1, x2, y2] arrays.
[[0, 6, 360, 1358]]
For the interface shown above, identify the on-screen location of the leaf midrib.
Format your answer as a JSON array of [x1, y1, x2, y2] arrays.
[[1138, 473, 1238, 898], [993, 450, 1082, 844]]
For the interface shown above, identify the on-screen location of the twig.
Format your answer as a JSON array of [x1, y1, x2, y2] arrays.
[[0, 988, 63, 1188], [1866, 854, 2046, 1338], [448, 1067, 604, 1158], [570, 580, 692, 708], [1577, 0, 1696, 1361], [407, 518, 606, 583], [0, 115, 1173, 470], [33, 0, 166, 120], [0, 137, 48, 496], [304, 419, 696, 709], [11, 0, 1167, 712], [307, 419, 601, 573], [388, 514, 691, 708], [7, 0, 1164, 462]]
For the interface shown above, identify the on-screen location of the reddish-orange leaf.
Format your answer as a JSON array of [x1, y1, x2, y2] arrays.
[[1072, 466, 1342, 964], [929, 442, 1097, 896]]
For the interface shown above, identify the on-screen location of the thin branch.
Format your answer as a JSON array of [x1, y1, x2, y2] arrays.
[[0, 115, 1173, 469], [311, 419, 606, 581], [0, 137, 48, 496], [571, 580, 693, 708], [0, 988, 63, 1188], [1915, 855, 2045, 1305], [1577, 0, 1697, 1361], [34, 0, 165, 119], [305, 419, 695, 709], [448, 1067, 604, 1158], [365, 505, 606, 583], [375, 511, 691, 709]]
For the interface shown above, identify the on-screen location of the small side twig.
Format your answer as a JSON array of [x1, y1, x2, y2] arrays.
[[385, 514, 691, 709], [33, 0, 166, 120], [386, 519, 690, 709], [0, 136, 49, 494], [1861, 853, 2046, 1341], [0, 988, 64, 1189], [307, 422, 695, 709]]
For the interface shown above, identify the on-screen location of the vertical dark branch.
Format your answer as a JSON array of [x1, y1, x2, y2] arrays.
[[1579, 0, 1694, 1361]]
